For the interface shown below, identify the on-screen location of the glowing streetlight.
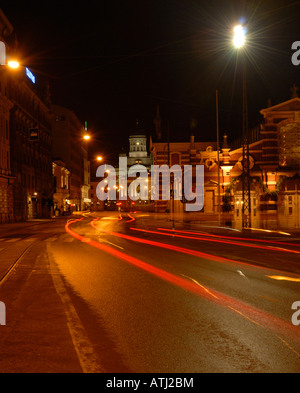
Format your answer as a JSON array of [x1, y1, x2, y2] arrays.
[[83, 134, 91, 141], [232, 22, 251, 228], [233, 24, 246, 49], [96, 156, 103, 162], [7, 60, 20, 69]]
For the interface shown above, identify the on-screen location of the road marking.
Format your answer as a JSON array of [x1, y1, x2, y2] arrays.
[[181, 274, 219, 299], [49, 249, 104, 373], [5, 238, 21, 242], [276, 335, 300, 358], [259, 295, 280, 303], [227, 306, 265, 328], [180, 274, 299, 358], [98, 238, 124, 250], [45, 237, 58, 242]]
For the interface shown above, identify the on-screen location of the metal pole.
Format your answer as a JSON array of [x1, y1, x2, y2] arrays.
[[242, 60, 251, 228]]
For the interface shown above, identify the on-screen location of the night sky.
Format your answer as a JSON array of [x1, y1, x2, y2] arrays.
[[2, 0, 300, 163]]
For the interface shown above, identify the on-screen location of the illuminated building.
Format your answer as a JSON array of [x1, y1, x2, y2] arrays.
[[0, 13, 14, 223], [151, 93, 300, 229], [114, 120, 154, 211], [52, 160, 70, 215], [52, 105, 90, 212], [0, 10, 53, 221], [150, 135, 217, 215]]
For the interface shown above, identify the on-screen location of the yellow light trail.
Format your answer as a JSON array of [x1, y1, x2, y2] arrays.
[[267, 275, 300, 282]]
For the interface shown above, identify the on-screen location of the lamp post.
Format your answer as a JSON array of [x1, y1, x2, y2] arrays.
[[82, 122, 92, 212], [216, 89, 221, 225], [233, 24, 251, 229]]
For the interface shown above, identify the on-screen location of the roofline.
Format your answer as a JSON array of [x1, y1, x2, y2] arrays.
[[260, 97, 300, 114]]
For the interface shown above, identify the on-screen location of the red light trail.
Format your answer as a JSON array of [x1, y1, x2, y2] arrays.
[[157, 227, 300, 248], [64, 218, 300, 346], [129, 227, 300, 254]]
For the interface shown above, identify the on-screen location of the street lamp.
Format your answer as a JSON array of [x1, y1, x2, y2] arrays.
[[233, 23, 251, 228], [0, 40, 20, 69], [7, 60, 20, 69], [233, 25, 246, 49]]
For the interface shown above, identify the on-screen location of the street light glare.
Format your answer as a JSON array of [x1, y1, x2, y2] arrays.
[[83, 134, 91, 141], [233, 24, 246, 48], [7, 60, 20, 69]]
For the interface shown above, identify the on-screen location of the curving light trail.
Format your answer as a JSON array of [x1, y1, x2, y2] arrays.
[[63, 217, 300, 350], [129, 227, 300, 254], [157, 227, 300, 247]]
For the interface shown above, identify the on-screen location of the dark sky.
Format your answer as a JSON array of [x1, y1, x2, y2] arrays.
[[2, 0, 300, 162]]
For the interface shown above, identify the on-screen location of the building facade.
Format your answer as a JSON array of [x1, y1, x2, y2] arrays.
[[52, 104, 90, 212], [150, 135, 218, 215], [0, 67, 14, 223], [9, 72, 53, 221], [0, 11, 16, 223], [0, 9, 53, 222], [114, 123, 154, 212], [151, 95, 300, 230], [52, 160, 70, 215]]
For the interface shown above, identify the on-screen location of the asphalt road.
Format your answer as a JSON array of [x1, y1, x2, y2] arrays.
[[0, 212, 299, 373]]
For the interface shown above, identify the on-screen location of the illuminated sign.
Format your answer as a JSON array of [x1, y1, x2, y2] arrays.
[[26, 67, 36, 84]]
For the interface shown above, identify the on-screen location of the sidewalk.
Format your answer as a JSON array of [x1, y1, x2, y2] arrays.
[[0, 217, 59, 235]]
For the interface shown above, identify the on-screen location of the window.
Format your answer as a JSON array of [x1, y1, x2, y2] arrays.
[[279, 123, 300, 167]]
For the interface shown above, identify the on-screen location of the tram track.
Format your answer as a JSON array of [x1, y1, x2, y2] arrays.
[[0, 244, 34, 287]]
